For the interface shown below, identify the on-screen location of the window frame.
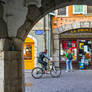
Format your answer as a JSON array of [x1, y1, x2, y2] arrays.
[[73, 5, 87, 14]]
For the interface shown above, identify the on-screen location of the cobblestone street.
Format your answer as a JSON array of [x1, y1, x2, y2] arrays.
[[24, 70, 92, 92]]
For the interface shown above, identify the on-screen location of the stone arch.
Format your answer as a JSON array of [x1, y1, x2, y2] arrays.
[[17, 0, 92, 41], [57, 21, 92, 34]]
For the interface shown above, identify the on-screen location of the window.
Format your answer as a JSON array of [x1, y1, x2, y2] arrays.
[[57, 6, 68, 17], [58, 7, 66, 15], [60, 40, 77, 61], [24, 45, 32, 60], [73, 5, 87, 14]]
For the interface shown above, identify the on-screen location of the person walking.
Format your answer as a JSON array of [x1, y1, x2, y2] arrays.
[[65, 49, 73, 72]]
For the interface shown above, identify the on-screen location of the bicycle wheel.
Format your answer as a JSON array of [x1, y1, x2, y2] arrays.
[[50, 67, 61, 78], [31, 67, 43, 79]]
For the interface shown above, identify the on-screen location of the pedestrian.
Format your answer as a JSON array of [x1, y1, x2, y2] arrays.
[[65, 49, 73, 72]]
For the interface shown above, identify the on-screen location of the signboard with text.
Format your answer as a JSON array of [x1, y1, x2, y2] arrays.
[[60, 28, 92, 38]]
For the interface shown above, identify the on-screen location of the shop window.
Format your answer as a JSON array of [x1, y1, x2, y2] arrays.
[[24, 45, 32, 60], [73, 5, 87, 14], [79, 40, 91, 62], [60, 40, 77, 61], [67, 40, 72, 48], [60, 39, 92, 69]]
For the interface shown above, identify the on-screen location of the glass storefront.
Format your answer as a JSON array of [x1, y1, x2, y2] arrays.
[[78, 40, 91, 69], [60, 40, 77, 61], [60, 39, 92, 69], [59, 28, 92, 69]]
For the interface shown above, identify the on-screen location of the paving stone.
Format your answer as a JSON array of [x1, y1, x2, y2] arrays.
[[25, 70, 92, 92]]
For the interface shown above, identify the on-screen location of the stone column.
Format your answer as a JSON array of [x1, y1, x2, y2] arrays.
[[5, 38, 24, 92], [4, 51, 24, 92], [0, 38, 24, 92], [0, 39, 9, 92], [0, 3, 24, 92], [53, 29, 60, 67], [0, 50, 4, 92]]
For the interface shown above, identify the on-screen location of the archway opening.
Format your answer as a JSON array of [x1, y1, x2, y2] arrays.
[[22, 3, 91, 91]]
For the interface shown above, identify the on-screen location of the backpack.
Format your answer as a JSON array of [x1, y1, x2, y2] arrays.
[[38, 52, 44, 60], [68, 53, 73, 60]]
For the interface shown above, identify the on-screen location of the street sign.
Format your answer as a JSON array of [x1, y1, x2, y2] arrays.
[[35, 30, 43, 35]]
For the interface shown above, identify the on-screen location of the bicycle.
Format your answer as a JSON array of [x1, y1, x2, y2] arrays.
[[31, 60, 61, 79]]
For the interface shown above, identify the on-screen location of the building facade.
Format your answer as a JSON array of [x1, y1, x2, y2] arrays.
[[51, 5, 92, 69], [24, 14, 51, 70]]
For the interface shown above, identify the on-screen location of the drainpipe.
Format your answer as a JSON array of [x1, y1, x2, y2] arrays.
[[48, 14, 51, 57], [43, 15, 51, 57], [44, 15, 51, 57], [43, 16, 46, 50]]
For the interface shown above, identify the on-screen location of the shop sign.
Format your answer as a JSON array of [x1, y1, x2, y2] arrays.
[[70, 28, 92, 33], [60, 34, 92, 38], [60, 28, 92, 38], [35, 30, 43, 35]]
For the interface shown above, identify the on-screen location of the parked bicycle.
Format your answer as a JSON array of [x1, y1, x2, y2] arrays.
[[31, 60, 61, 79]]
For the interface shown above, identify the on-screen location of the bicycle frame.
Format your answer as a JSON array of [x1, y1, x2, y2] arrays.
[[48, 61, 55, 71], [40, 61, 54, 72]]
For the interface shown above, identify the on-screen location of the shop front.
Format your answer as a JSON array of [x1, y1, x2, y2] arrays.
[[24, 37, 35, 70], [59, 28, 92, 70]]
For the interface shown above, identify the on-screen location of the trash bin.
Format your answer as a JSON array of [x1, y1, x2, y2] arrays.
[[79, 62, 84, 69]]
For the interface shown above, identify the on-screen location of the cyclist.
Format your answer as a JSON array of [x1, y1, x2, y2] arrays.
[[38, 49, 50, 73]]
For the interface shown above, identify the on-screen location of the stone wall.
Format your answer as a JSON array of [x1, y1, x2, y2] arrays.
[[0, 38, 24, 92], [0, 51, 4, 92], [4, 51, 23, 92], [4, 0, 27, 37]]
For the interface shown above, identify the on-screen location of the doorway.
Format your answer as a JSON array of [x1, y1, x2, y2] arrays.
[[24, 37, 35, 70]]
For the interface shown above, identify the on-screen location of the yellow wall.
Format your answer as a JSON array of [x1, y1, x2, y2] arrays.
[[24, 37, 35, 70]]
